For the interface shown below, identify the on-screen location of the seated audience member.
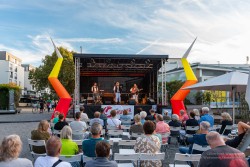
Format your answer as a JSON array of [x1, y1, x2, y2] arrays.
[[134, 121, 162, 167], [145, 109, 156, 121], [129, 114, 144, 135], [199, 107, 214, 127], [82, 123, 105, 157], [169, 114, 182, 137], [185, 111, 199, 134], [70, 112, 87, 139], [136, 107, 143, 114], [0, 134, 33, 167], [31, 120, 51, 154], [199, 131, 248, 167], [225, 121, 250, 148], [90, 111, 104, 127], [100, 108, 107, 128], [140, 111, 147, 125], [120, 109, 131, 125], [85, 141, 117, 167], [179, 121, 210, 154], [107, 110, 121, 128], [180, 110, 189, 126], [51, 111, 60, 124], [163, 111, 171, 121], [60, 126, 78, 155], [35, 136, 71, 167], [155, 114, 170, 143], [54, 113, 69, 131], [219, 112, 233, 135], [193, 109, 200, 121], [80, 106, 89, 122]]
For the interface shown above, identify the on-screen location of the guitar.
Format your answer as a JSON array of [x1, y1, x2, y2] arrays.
[[131, 88, 143, 95]]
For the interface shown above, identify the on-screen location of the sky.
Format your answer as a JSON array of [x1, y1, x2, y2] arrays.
[[1, 0, 250, 66]]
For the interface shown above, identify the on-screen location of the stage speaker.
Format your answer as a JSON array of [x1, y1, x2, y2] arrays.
[[104, 101, 112, 105], [128, 99, 136, 105], [147, 98, 155, 105]]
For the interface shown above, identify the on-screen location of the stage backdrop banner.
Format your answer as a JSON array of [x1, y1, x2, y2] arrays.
[[102, 105, 134, 119]]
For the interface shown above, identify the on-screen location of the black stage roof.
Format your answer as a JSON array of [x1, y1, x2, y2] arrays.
[[74, 53, 168, 77]]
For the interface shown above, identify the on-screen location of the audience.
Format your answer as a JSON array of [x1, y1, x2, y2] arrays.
[[180, 110, 189, 126], [136, 107, 143, 114], [145, 109, 156, 121], [198, 107, 214, 127], [90, 111, 104, 126], [134, 121, 162, 167], [60, 126, 78, 155], [80, 106, 89, 122], [70, 112, 87, 139], [140, 111, 147, 125], [85, 141, 117, 167], [0, 134, 33, 167], [185, 111, 199, 134], [51, 111, 60, 124], [179, 121, 210, 154], [219, 112, 233, 135], [163, 111, 171, 121], [82, 122, 105, 157], [54, 113, 69, 131], [100, 108, 107, 128], [168, 114, 182, 140], [155, 114, 170, 143], [31, 120, 51, 154], [193, 109, 200, 121], [225, 121, 250, 148], [199, 131, 248, 167], [129, 114, 144, 135], [120, 109, 131, 125], [35, 136, 71, 167], [107, 110, 121, 128]]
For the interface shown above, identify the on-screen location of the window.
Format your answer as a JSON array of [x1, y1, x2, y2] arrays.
[[10, 72, 13, 78]]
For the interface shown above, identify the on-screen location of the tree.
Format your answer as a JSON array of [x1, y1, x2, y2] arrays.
[[0, 83, 21, 109], [165, 80, 184, 104], [29, 47, 75, 96]]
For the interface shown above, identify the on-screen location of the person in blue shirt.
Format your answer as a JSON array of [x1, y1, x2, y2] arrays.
[[82, 122, 106, 157], [179, 121, 210, 154], [198, 107, 214, 127]]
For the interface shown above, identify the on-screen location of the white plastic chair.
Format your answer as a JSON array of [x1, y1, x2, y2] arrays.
[[114, 153, 140, 167], [185, 126, 199, 136], [107, 130, 123, 138], [169, 153, 201, 167], [191, 143, 211, 154], [131, 132, 144, 139], [221, 125, 232, 135], [27, 139, 46, 160], [118, 140, 136, 149]]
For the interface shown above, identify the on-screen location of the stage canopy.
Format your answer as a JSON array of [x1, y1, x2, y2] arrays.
[[74, 53, 168, 77]]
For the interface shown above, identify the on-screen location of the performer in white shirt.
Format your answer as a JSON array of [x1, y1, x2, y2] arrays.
[[91, 82, 99, 104], [113, 82, 122, 104], [130, 84, 139, 104]]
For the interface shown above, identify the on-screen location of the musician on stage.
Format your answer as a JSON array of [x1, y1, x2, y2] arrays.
[[91, 82, 99, 103], [130, 84, 139, 104], [113, 82, 122, 104]]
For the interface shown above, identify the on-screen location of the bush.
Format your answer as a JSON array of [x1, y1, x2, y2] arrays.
[[0, 83, 21, 110]]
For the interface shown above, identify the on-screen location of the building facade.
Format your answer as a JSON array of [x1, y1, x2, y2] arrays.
[[0, 51, 24, 91]]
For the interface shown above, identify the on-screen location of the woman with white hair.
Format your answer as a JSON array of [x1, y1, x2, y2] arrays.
[[60, 126, 79, 155], [168, 114, 181, 144], [139, 111, 147, 125], [0, 134, 33, 167], [219, 112, 233, 135], [193, 109, 200, 121], [129, 114, 144, 135]]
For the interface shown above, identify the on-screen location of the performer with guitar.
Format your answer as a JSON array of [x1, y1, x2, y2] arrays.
[[91, 82, 99, 104], [130, 84, 142, 104], [113, 81, 122, 104]]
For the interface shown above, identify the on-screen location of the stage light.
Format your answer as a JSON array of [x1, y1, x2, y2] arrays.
[[90, 58, 95, 64], [131, 58, 135, 65], [145, 59, 151, 65]]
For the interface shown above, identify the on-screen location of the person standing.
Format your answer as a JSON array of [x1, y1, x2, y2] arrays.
[[130, 84, 139, 104], [91, 82, 99, 104], [113, 82, 122, 104], [39, 98, 45, 113]]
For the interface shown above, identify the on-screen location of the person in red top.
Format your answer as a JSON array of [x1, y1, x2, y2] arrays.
[[155, 114, 170, 143], [180, 110, 189, 126]]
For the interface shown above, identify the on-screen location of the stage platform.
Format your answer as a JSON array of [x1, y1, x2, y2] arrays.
[[83, 104, 169, 119]]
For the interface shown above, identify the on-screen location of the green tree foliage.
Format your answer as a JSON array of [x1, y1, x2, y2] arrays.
[[195, 91, 203, 105], [0, 83, 21, 109], [29, 47, 75, 95], [165, 80, 184, 103]]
